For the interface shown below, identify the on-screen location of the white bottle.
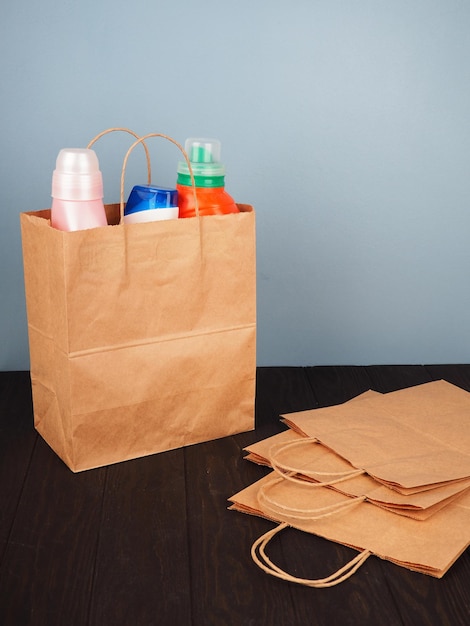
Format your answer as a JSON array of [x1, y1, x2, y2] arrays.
[[51, 148, 108, 231]]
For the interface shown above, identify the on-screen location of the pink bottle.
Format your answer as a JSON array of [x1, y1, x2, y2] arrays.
[[51, 148, 108, 231]]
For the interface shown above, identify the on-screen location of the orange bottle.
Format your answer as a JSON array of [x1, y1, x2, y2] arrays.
[[176, 138, 239, 218]]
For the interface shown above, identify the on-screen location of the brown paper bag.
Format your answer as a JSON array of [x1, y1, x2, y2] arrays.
[[282, 380, 470, 491], [20, 130, 256, 472], [229, 472, 470, 584], [244, 389, 380, 468], [245, 389, 380, 469], [244, 429, 470, 519]]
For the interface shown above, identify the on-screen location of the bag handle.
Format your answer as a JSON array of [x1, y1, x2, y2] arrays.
[[251, 522, 371, 588], [258, 475, 366, 520], [269, 437, 365, 486], [120, 133, 199, 224], [87, 127, 152, 184]]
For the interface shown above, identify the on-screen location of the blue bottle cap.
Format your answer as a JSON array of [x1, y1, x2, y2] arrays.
[[124, 184, 178, 215]]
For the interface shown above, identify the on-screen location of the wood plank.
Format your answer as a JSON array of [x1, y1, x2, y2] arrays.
[[425, 363, 470, 392], [304, 364, 373, 406], [0, 436, 106, 626], [0, 372, 37, 562], [246, 366, 319, 448], [88, 450, 192, 626], [260, 527, 405, 626], [185, 367, 318, 625], [185, 435, 298, 626], [255, 366, 318, 426], [382, 556, 470, 626], [365, 364, 432, 392]]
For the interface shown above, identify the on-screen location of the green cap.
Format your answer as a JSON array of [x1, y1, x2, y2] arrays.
[[177, 138, 226, 188]]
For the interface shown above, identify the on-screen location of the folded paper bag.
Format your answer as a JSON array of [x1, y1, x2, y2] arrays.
[[245, 429, 470, 520], [229, 472, 470, 583], [20, 130, 257, 472], [282, 380, 470, 491], [244, 389, 380, 467]]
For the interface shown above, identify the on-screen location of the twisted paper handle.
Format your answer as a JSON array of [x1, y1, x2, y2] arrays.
[[251, 522, 371, 588], [258, 474, 366, 520], [269, 437, 365, 486], [87, 127, 152, 185], [87, 127, 199, 223]]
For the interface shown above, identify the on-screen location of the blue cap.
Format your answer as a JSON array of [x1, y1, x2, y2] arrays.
[[124, 184, 178, 215]]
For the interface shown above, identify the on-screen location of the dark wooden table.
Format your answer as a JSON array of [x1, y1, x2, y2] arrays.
[[1, 365, 469, 626]]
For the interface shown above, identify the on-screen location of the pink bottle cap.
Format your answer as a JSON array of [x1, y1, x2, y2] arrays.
[[52, 148, 104, 201]]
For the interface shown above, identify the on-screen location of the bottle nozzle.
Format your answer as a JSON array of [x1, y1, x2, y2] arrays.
[[190, 145, 213, 163], [186, 139, 221, 164]]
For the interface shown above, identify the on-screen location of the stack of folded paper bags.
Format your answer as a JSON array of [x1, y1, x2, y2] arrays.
[[228, 380, 470, 585]]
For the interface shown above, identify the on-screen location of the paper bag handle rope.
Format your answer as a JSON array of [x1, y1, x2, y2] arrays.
[[251, 522, 371, 588], [258, 475, 366, 520], [120, 133, 199, 223], [87, 127, 152, 184], [269, 438, 365, 486]]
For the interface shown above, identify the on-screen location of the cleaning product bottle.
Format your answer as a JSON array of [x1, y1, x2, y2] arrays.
[[51, 148, 108, 231], [123, 184, 178, 224], [176, 138, 239, 218]]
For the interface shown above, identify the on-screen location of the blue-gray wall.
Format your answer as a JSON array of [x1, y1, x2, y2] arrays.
[[2, 0, 470, 370]]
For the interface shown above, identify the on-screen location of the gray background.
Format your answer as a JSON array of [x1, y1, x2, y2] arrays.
[[2, 0, 470, 370]]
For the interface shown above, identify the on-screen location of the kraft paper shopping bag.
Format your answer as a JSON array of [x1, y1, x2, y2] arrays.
[[282, 380, 470, 491], [20, 130, 256, 471], [229, 471, 470, 584]]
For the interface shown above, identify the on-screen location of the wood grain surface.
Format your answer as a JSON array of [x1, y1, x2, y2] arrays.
[[0, 367, 469, 625]]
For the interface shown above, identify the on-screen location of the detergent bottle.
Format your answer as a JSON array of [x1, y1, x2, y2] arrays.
[[123, 184, 178, 224], [176, 138, 239, 218]]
